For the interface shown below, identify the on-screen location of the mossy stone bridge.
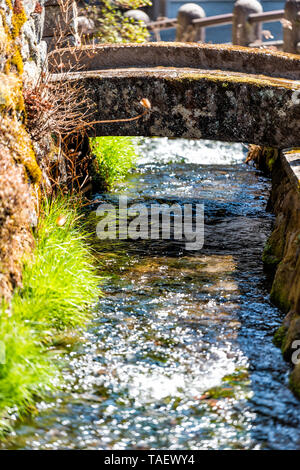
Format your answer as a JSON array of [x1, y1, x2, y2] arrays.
[[51, 43, 300, 148]]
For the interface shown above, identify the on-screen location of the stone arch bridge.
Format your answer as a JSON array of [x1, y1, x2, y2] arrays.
[[51, 43, 300, 148]]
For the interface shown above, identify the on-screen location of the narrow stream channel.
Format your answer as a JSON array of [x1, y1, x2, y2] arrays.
[[5, 138, 300, 450]]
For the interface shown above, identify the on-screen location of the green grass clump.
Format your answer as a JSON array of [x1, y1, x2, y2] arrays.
[[0, 306, 56, 435], [90, 136, 138, 190], [0, 196, 99, 434], [12, 196, 99, 330]]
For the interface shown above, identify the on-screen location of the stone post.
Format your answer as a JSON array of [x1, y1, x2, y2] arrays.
[[43, 0, 80, 51], [124, 10, 151, 25], [283, 0, 300, 53], [232, 0, 263, 46], [176, 3, 206, 43]]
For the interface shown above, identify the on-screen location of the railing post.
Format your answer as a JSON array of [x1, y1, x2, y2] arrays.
[[233, 0, 263, 46], [283, 0, 300, 53], [176, 3, 206, 42]]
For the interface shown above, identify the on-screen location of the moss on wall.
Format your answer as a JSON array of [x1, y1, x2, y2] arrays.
[[246, 145, 279, 174], [0, 72, 23, 111], [11, 0, 26, 39]]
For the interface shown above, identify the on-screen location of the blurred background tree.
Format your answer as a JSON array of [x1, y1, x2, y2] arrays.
[[81, 0, 151, 43]]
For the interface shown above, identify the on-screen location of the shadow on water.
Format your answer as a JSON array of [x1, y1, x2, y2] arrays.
[[4, 137, 300, 450]]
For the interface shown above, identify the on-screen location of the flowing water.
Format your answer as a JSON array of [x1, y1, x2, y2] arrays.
[[5, 138, 300, 450]]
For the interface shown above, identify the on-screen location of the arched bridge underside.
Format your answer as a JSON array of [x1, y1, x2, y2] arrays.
[[51, 43, 300, 148]]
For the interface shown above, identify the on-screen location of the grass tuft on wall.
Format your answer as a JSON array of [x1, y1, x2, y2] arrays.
[[13, 196, 99, 330], [0, 195, 99, 435]]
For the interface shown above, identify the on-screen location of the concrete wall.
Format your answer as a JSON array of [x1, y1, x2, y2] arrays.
[[43, 0, 79, 50]]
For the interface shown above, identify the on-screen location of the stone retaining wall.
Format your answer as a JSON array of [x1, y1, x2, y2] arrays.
[[0, 0, 46, 298]]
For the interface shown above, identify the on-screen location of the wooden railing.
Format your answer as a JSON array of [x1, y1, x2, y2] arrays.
[[146, 2, 299, 53]]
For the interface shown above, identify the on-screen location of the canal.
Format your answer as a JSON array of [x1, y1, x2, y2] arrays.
[[5, 137, 300, 450]]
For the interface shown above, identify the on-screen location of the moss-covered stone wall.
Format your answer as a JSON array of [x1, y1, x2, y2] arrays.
[[0, 0, 45, 299]]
